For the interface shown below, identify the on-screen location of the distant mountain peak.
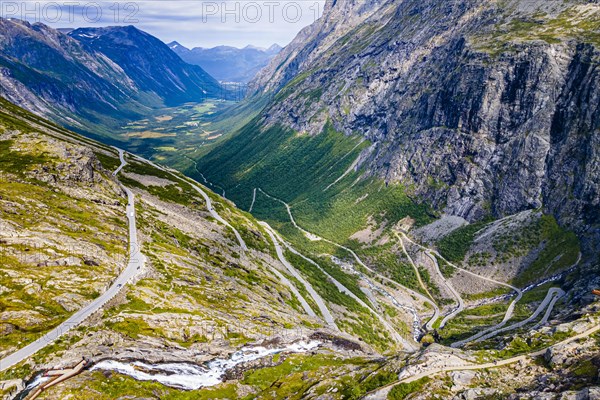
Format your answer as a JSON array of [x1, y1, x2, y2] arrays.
[[266, 44, 283, 54], [167, 41, 188, 51], [67, 26, 221, 104], [169, 41, 282, 83], [70, 25, 152, 42], [243, 44, 266, 51]]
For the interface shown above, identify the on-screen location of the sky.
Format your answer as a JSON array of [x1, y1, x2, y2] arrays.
[[3, 1, 326, 48]]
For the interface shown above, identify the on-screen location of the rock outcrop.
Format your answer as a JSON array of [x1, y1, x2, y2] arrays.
[[250, 0, 600, 257]]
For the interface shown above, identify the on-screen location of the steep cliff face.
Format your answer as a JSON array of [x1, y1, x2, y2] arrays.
[[247, 0, 600, 256], [250, 0, 397, 94], [0, 18, 137, 122], [70, 26, 222, 104]]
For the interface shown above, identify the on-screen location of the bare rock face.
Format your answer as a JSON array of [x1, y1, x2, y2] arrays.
[[454, 388, 500, 400], [450, 370, 477, 391], [0, 380, 24, 399], [251, 0, 600, 257]]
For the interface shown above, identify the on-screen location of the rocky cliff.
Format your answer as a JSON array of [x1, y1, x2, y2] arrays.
[[70, 26, 223, 104], [248, 0, 600, 257]]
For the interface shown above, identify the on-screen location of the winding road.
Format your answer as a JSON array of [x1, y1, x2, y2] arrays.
[[363, 322, 600, 399], [136, 155, 247, 252], [532, 289, 565, 330], [249, 188, 257, 213], [260, 222, 337, 330], [257, 189, 321, 241], [283, 218, 438, 335], [255, 188, 433, 347], [257, 189, 437, 309], [260, 253, 319, 319], [251, 188, 574, 351], [394, 232, 466, 329], [397, 234, 436, 303], [183, 155, 227, 197], [0, 148, 146, 373], [424, 251, 465, 329], [396, 233, 440, 331], [400, 234, 571, 347], [465, 288, 566, 345], [187, 181, 247, 252], [401, 234, 525, 342], [266, 225, 418, 351]]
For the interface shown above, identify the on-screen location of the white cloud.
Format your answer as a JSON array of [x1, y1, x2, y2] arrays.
[[5, 1, 325, 48]]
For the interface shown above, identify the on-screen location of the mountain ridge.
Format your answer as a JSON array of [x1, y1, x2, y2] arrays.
[[169, 41, 282, 83], [205, 0, 600, 260], [69, 26, 223, 104], [0, 19, 224, 138]]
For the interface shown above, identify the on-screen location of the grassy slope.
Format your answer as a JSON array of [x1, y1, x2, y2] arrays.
[[471, 5, 600, 55], [194, 117, 436, 313], [0, 99, 127, 354], [0, 101, 408, 396], [196, 119, 433, 245], [436, 214, 580, 287]]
